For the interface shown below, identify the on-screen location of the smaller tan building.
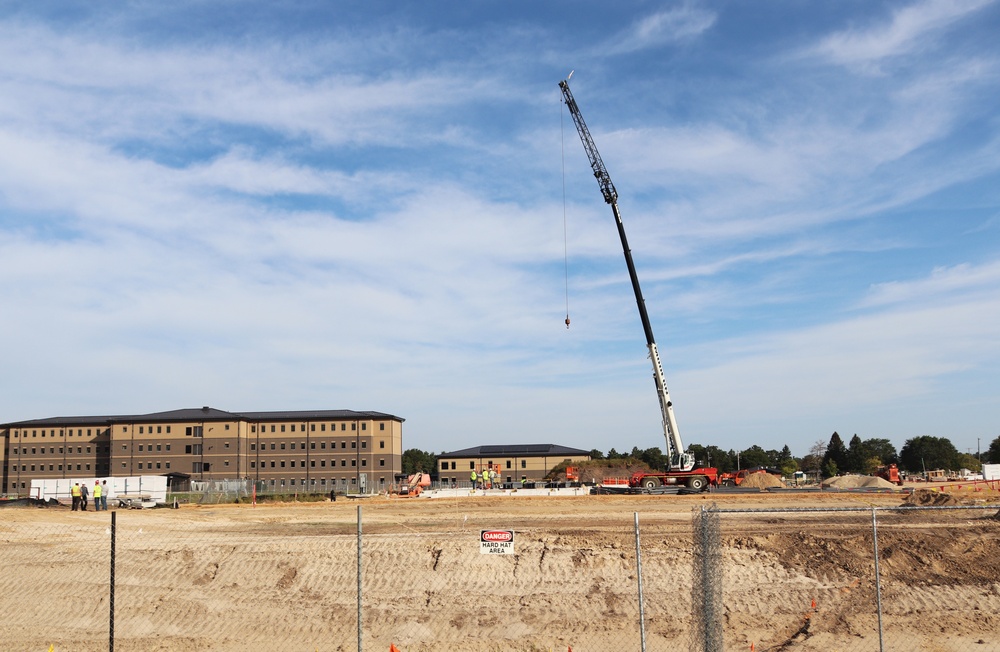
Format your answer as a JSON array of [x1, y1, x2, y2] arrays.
[[438, 444, 590, 486]]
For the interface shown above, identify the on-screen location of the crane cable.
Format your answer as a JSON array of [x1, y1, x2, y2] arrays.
[[560, 95, 571, 329]]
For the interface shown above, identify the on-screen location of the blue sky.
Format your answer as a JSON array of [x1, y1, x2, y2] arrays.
[[1, 0, 998, 458]]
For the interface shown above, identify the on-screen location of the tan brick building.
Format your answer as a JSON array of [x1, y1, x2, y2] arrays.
[[1, 407, 403, 496], [437, 444, 591, 486]]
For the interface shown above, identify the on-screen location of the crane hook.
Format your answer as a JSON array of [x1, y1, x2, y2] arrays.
[[565, 315, 571, 329]]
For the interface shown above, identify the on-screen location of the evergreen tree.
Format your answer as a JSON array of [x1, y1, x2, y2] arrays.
[[823, 432, 848, 474], [846, 434, 864, 474], [987, 436, 1000, 464]]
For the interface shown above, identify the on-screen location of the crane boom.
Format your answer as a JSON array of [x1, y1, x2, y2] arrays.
[[559, 79, 694, 472]]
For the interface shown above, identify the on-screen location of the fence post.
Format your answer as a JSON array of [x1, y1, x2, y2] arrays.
[[634, 512, 647, 652], [871, 507, 884, 652], [357, 504, 363, 652], [693, 505, 723, 652], [109, 509, 116, 652]]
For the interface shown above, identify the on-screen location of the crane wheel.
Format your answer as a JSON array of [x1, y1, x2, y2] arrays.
[[643, 478, 661, 489], [687, 476, 707, 491]]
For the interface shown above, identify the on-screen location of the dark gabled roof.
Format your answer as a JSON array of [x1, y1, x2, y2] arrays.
[[2, 407, 404, 428], [0, 414, 131, 428], [240, 409, 403, 422], [110, 407, 237, 423], [439, 444, 591, 459]]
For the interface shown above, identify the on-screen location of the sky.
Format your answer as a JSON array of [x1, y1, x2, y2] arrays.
[[1, 1, 999, 459]]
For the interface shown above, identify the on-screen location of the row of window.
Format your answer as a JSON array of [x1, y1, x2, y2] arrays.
[[9, 421, 390, 439], [11, 428, 109, 439], [440, 460, 529, 470], [12, 463, 105, 473], [250, 440, 382, 451], [250, 458, 386, 469], [11, 446, 106, 455]]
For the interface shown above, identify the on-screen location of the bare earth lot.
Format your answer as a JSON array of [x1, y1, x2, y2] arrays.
[[1, 487, 998, 652]]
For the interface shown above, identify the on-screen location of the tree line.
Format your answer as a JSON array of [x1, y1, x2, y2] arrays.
[[401, 433, 1000, 479]]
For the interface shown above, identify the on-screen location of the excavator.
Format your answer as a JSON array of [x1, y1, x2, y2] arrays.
[[559, 77, 717, 492]]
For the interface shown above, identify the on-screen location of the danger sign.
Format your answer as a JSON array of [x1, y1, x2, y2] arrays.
[[480, 529, 515, 555]]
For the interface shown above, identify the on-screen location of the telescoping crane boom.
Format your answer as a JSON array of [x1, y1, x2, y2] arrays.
[[559, 78, 698, 477]]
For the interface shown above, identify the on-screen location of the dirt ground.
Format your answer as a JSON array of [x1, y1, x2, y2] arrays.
[[1, 486, 999, 652]]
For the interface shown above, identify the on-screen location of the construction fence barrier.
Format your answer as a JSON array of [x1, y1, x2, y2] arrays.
[[0, 500, 998, 651]]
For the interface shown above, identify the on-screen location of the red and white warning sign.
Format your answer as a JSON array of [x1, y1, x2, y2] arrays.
[[480, 529, 515, 555]]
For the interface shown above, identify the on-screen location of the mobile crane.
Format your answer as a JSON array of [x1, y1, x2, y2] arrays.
[[559, 78, 717, 492]]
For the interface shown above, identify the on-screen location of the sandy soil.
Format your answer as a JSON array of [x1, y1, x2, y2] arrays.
[[1, 488, 998, 652]]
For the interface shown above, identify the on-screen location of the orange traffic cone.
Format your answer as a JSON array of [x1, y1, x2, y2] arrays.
[[390, 645, 401, 652]]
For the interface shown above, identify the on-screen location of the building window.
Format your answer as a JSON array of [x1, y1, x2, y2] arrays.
[[341, 460, 347, 467], [166, 462, 171, 469], [351, 441, 356, 449], [379, 459, 385, 467], [321, 442, 326, 449], [166, 444, 171, 451], [166, 426, 171, 433], [380, 423, 385, 431], [290, 424, 295, 432], [157, 426, 162, 434], [362, 441, 367, 449], [251, 443, 257, 451], [380, 440, 385, 449], [341, 423, 346, 431], [280, 461, 286, 468], [521, 460, 526, 468], [281, 425, 286, 433], [251, 461, 256, 468], [451, 462, 456, 470], [225, 424, 229, 430], [156, 444, 162, 451], [270, 443, 276, 450], [311, 424, 315, 432], [321, 424, 326, 432], [470, 462, 475, 470], [290, 443, 296, 450], [351, 460, 356, 467]]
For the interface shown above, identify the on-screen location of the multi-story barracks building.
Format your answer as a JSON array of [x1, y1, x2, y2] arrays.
[[1, 406, 404, 496]]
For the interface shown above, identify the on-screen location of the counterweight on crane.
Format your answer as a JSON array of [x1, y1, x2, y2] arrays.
[[559, 78, 717, 491]]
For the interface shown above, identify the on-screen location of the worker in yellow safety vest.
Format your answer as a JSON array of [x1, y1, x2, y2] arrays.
[[93, 481, 103, 512], [470, 469, 478, 489], [71, 483, 81, 511]]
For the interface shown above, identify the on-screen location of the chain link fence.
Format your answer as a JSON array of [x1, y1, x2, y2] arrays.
[[0, 496, 997, 651]]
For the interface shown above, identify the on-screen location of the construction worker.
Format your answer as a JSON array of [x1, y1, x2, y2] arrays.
[[470, 469, 478, 489], [93, 481, 103, 512], [71, 483, 81, 511]]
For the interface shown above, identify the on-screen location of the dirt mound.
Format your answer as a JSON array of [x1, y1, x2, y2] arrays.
[[740, 472, 784, 489], [822, 474, 897, 489], [577, 463, 649, 483], [903, 489, 960, 507]]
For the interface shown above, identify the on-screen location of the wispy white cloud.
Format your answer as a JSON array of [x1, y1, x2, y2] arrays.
[[605, 3, 716, 55], [812, 0, 995, 68]]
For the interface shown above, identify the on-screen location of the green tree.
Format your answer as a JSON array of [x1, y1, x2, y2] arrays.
[[401, 449, 438, 478], [957, 453, 982, 473], [846, 434, 864, 474], [899, 436, 960, 473], [987, 436, 1000, 464], [589, 449, 605, 460], [739, 445, 771, 469], [823, 432, 848, 474], [779, 458, 799, 479], [822, 458, 838, 479], [800, 439, 826, 477], [860, 438, 898, 466]]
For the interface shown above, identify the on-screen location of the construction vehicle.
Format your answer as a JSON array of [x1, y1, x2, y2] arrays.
[[559, 77, 717, 492], [875, 464, 903, 486], [394, 472, 432, 497]]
